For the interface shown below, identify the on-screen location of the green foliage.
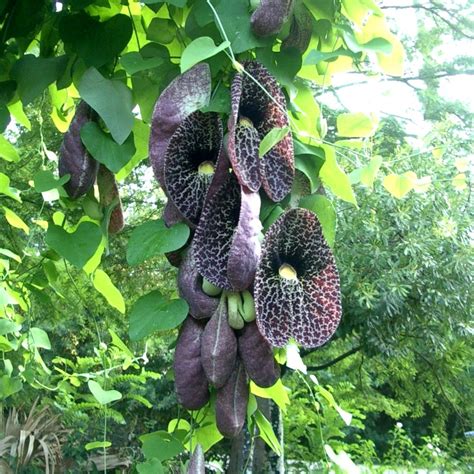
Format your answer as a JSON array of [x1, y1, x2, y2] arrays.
[[0, 0, 471, 471]]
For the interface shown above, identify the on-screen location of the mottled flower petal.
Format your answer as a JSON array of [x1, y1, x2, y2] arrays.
[[251, 0, 294, 37], [164, 111, 223, 226], [255, 208, 342, 348], [227, 187, 262, 290], [193, 174, 261, 291], [281, 1, 313, 53], [97, 165, 124, 234], [178, 248, 219, 320], [59, 101, 99, 199], [149, 63, 211, 188], [228, 61, 294, 202]]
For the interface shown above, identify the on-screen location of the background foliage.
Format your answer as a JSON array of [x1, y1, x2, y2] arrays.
[[0, 0, 472, 472]]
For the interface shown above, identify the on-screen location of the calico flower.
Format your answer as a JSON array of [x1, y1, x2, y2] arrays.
[[255, 208, 342, 348], [228, 61, 294, 202]]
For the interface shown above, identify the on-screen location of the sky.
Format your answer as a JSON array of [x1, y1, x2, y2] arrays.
[[319, 2, 474, 143]]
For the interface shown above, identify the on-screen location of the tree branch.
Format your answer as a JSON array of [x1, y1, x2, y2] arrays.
[[382, 4, 474, 39], [304, 345, 363, 372]]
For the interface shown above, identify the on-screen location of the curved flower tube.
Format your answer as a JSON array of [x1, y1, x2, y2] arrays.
[[149, 63, 211, 189], [251, 0, 294, 37], [228, 61, 294, 202], [59, 101, 99, 199], [97, 165, 124, 234], [193, 173, 262, 291], [254, 208, 342, 348], [164, 111, 224, 227], [178, 248, 219, 319]]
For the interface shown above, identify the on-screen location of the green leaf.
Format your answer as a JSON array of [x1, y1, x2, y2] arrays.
[[337, 112, 379, 138], [11, 55, 68, 105], [0, 136, 20, 162], [383, 173, 414, 199], [78, 67, 134, 145], [80, 122, 135, 173], [254, 410, 282, 456], [259, 127, 290, 158], [0, 319, 21, 335], [180, 37, 230, 73], [33, 170, 69, 193], [0, 375, 23, 399], [304, 47, 360, 65], [136, 459, 164, 474], [250, 379, 290, 413], [116, 119, 150, 181], [140, 431, 184, 462], [45, 222, 102, 269], [299, 195, 336, 247], [127, 219, 190, 266], [85, 441, 112, 451], [60, 13, 133, 68], [3, 207, 29, 234], [29, 327, 51, 350], [215, 0, 271, 53], [0, 173, 21, 202], [88, 380, 122, 405], [93, 269, 125, 313], [319, 146, 357, 206], [294, 142, 325, 193], [147, 18, 176, 44], [344, 32, 393, 54], [129, 291, 188, 341], [120, 52, 166, 76], [0, 248, 21, 263]]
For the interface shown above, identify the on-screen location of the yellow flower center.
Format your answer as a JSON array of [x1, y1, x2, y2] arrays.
[[279, 263, 298, 280], [198, 161, 215, 175]]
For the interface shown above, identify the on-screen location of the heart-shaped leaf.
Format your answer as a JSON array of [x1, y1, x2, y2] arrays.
[[383, 173, 414, 199], [78, 68, 134, 145], [81, 122, 135, 173], [180, 37, 230, 73], [88, 380, 122, 405], [129, 291, 188, 341], [127, 219, 190, 266], [45, 221, 102, 269], [60, 13, 132, 68]]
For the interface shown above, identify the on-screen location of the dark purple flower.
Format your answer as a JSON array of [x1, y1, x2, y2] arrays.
[[193, 172, 261, 291], [255, 208, 342, 348], [251, 0, 294, 37], [228, 61, 294, 202], [59, 101, 99, 199]]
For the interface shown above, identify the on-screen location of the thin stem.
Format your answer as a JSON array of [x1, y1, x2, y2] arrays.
[[206, 0, 235, 62], [127, 4, 141, 50]]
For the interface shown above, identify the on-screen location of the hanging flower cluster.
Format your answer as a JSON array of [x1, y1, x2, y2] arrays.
[[148, 60, 342, 440], [58, 101, 124, 234]]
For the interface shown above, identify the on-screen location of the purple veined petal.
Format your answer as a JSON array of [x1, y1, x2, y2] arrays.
[[163, 200, 184, 227], [164, 111, 223, 227], [281, 1, 313, 54], [59, 101, 99, 199], [228, 61, 294, 202], [228, 72, 261, 192], [227, 187, 262, 291], [173, 316, 210, 410], [178, 248, 219, 320], [255, 208, 342, 348], [250, 0, 294, 37], [149, 63, 212, 189], [193, 173, 261, 291]]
